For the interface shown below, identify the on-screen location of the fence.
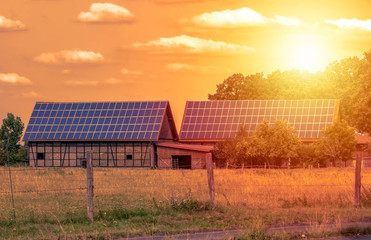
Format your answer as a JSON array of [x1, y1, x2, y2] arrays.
[[0, 152, 369, 222]]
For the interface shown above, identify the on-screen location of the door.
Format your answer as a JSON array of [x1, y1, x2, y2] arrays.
[[172, 155, 192, 169]]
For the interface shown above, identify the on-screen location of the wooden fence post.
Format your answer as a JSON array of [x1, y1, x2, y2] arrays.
[[206, 153, 215, 206], [86, 151, 94, 221], [354, 151, 362, 208]]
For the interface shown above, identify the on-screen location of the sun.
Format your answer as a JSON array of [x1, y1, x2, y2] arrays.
[[292, 42, 321, 71], [283, 34, 329, 72]]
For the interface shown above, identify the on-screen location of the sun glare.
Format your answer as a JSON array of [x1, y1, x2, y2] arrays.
[[283, 34, 329, 72]]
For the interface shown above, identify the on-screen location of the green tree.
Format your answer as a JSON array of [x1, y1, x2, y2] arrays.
[[251, 120, 302, 167], [0, 113, 24, 165], [213, 126, 257, 168], [317, 119, 356, 167], [208, 50, 371, 134], [214, 120, 302, 168], [294, 143, 326, 168], [213, 139, 235, 168], [324, 53, 370, 134]]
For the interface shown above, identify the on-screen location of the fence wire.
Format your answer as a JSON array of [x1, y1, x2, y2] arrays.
[[1, 166, 371, 222]]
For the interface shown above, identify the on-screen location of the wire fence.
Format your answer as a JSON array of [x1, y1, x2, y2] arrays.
[[1, 165, 370, 222]]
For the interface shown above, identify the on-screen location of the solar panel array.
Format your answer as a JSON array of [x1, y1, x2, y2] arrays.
[[23, 101, 168, 141], [179, 99, 338, 141]]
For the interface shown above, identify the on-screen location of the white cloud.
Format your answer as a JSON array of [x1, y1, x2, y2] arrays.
[[34, 49, 104, 64], [133, 35, 254, 54], [324, 18, 371, 31], [65, 80, 99, 86], [0, 73, 32, 85], [78, 3, 134, 23], [183, 7, 302, 28], [0, 16, 27, 31], [166, 63, 230, 74], [272, 15, 302, 27]]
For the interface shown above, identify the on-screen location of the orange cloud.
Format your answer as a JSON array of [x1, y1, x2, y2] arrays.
[[65, 78, 125, 86], [133, 35, 254, 54], [104, 78, 123, 84], [0, 16, 26, 31], [183, 7, 302, 28], [78, 3, 134, 23], [65, 80, 99, 86], [166, 63, 223, 73], [34, 49, 104, 64], [0, 73, 32, 85], [155, 0, 205, 3], [121, 68, 143, 75], [324, 18, 371, 31]]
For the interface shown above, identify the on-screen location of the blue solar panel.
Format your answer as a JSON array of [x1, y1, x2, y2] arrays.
[[24, 101, 168, 141], [179, 99, 338, 141]]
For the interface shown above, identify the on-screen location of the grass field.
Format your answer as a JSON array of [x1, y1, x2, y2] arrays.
[[1, 167, 371, 239]]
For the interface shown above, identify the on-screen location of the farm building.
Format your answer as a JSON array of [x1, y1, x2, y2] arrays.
[[179, 99, 339, 144], [25, 98, 367, 169], [23, 101, 178, 168]]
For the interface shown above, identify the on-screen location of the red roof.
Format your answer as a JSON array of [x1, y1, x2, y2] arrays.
[[156, 142, 213, 153]]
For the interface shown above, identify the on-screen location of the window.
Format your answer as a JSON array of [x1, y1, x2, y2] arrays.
[[37, 153, 45, 160], [126, 154, 133, 160]]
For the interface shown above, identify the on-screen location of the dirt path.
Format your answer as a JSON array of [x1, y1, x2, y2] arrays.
[[117, 221, 371, 240]]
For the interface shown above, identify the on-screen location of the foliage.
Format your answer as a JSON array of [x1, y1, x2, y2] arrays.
[[208, 50, 371, 134], [214, 120, 302, 167], [0, 149, 6, 166], [252, 120, 302, 167], [317, 119, 357, 167], [0, 113, 24, 165], [294, 143, 325, 168], [213, 139, 235, 168]]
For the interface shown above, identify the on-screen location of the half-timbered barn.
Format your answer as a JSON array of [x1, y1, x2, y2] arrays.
[[23, 101, 178, 167]]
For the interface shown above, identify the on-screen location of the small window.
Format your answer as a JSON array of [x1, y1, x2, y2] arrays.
[[37, 153, 45, 160], [126, 154, 133, 160]]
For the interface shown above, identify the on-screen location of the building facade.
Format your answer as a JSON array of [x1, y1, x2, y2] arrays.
[[24, 101, 178, 168]]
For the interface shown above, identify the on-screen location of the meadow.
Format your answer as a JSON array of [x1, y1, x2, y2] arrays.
[[1, 167, 371, 239]]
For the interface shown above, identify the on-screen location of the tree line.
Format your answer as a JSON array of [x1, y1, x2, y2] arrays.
[[209, 50, 371, 135], [213, 119, 356, 168], [210, 50, 371, 168]]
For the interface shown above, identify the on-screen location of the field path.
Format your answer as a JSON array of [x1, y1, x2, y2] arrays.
[[116, 221, 371, 240]]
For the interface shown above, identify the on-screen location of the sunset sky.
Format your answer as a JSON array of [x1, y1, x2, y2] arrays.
[[1, 0, 371, 129]]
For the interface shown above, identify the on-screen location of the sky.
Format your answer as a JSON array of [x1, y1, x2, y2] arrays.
[[1, 0, 371, 130]]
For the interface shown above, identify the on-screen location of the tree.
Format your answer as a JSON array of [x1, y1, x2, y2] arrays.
[[324, 52, 371, 134], [251, 120, 302, 167], [208, 50, 371, 134], [316, 119, 356, 167], [0, 113, 24, 165], [213, 126, 258, 168], [213, 139, 235, 168], [213, 120, 302, 168]]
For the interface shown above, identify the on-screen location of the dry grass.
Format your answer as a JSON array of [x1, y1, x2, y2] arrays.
[[1, 167, 371, 239]]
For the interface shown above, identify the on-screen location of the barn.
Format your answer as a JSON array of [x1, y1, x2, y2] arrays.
[[23, 101, 178, 167], [176, 99, 340, 167]]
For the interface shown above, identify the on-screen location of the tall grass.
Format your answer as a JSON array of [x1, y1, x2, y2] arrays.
[[0, 167, 371, 239]]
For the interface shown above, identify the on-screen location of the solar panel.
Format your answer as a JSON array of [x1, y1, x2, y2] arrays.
[[23, 101, 168, 141], [179, 99, 338, 141]]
